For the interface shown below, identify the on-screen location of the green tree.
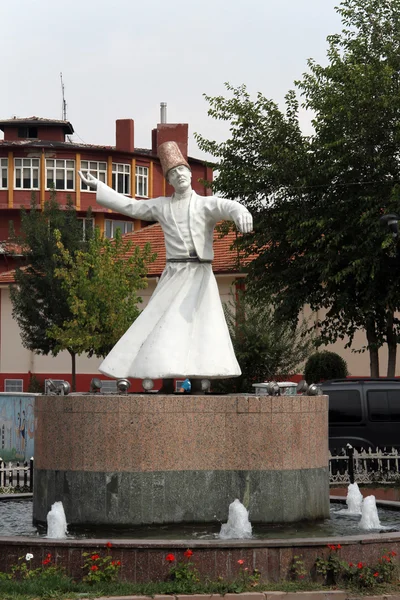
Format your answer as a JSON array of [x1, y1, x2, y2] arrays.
[[10, 191, 90, 389], [47, 227, 156, 387], [214, 291, 312, 393], [196, 0, 400, 377]]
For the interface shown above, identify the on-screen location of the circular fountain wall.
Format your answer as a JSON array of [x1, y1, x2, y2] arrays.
[[33, 393, 329, 527]]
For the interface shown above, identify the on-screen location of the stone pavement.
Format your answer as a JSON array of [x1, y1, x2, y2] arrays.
[[92, 592, 400, 600]]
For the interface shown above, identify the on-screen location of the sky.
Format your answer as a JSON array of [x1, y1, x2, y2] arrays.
[[0, 0, 342, 158]]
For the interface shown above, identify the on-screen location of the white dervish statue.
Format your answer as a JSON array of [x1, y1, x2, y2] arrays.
[[78, 141, 253, 385]]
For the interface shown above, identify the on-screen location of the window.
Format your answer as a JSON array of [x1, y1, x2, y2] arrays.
[[15, 158, 40, 189], [18, 127, 38, 138], [78, 217, 94, 240], [46, 159, 75, 190], [81, 160, 107, 191], [136, 165, 148, 197], [368, 389, 400, 421], [105, 219, 133, 239], [0, 158, 7, 189], [328, 390, 363, 423], [4, 379, 23, 392], [112, 163, 131, 195]]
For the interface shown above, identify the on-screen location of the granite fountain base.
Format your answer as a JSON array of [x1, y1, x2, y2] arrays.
[[33, 393, 329, 527]]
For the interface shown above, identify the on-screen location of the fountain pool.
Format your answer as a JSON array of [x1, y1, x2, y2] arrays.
[[1, 498, 400, 539], [1, 496, 400, 583]]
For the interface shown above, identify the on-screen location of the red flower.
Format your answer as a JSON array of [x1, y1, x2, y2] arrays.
[[299, 575, 304, 579], [91, 554, 100, 560], [46, 553, 51, 559], [336, 544, 342, 549], [373, 572, 379, 577], [357, 562, 363, 569], [391, 551, 397, 556], [237, 559, 245, 565], [90, 565, 99, 571], [42, 558, 51, 565], [349, 562, 354, 567], [111, 560, 121, 566], [166, 553, 176, 562], [106, 542, 112, 548], [184, 549, 193, 558]]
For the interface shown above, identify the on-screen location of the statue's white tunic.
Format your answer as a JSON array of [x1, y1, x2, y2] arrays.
[[95, 182, 250, 379]]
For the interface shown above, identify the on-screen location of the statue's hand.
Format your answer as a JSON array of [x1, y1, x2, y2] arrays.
[[237, 212, 253, 234], [78, 171, 99, 191]]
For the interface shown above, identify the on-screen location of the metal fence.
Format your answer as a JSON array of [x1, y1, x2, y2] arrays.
[[0, 457, 34, 493], [330, 447, 400, 485]]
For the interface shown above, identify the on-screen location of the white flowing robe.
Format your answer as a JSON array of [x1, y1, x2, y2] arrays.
[[95, 182, 251, 380]]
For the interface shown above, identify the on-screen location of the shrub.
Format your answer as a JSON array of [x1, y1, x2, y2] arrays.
[[304, 351, 348, 383]]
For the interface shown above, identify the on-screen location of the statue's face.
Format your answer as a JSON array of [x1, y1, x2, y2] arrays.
[[168, 165, 192, 193]]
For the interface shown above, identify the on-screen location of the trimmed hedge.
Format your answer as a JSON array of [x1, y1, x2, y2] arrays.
[[304, 351, 348, 384]]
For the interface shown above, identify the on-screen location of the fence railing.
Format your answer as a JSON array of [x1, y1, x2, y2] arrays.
[[330, 447, 400, 485], [0, 457, 34, 493]]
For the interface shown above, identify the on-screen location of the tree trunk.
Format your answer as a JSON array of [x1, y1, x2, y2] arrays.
[[386, 310, 397, 378], [366, 320, 379, 377], [69, 350, 76, 392]]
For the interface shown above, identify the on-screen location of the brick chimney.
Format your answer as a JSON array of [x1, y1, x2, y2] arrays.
[[152, 123, 189, 159], [116, 119, 134, 152]]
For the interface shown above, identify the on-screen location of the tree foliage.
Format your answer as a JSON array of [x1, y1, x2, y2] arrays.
[[214, 291, 312, 393], [10, 191, 89, 364], [196, 0, 400, 377], [48, 227, 156, 359]]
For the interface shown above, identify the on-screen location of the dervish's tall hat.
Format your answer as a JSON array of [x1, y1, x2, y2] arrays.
[[158, 141, 190, 178]]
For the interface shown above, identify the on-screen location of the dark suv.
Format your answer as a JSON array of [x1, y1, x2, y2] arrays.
[[321, 378, 400, 451]]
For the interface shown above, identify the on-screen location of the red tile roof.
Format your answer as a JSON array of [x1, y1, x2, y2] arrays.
[[0, 266, 27, 284]]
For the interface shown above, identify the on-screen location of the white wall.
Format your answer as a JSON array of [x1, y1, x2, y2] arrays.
[[302, 305, 399, 377]]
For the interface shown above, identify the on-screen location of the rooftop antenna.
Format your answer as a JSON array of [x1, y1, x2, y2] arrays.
[[60, 72, 67, 121]]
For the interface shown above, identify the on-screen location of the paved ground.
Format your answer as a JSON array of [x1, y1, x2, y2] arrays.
[[91, 593, 400, 600]]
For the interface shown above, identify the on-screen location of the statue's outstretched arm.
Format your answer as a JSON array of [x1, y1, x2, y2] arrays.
[[78, 171, 156, 221]]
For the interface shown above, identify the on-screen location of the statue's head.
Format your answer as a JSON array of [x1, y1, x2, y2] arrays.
[[158, 141, 192, 193], [166, 165, 192, 194]]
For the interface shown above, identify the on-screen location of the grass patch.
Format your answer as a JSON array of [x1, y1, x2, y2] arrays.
[[1, 575, 398, 600]]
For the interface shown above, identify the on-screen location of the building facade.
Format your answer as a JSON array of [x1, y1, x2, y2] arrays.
[[0, 115, 213, 252]]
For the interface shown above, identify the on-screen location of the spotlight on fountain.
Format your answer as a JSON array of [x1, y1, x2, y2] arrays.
[[117, 378, 131, 393], [46, 380, 70, 395], [90, 378, 102, 393], [201, 378, 211, 392], [142, 378, 154, 392], [46, 379, 57, 394], [266, 381, 281, 396], [307, 383, 322, 396], [59, 381, 71, 396], [296, 380, 309, 394]]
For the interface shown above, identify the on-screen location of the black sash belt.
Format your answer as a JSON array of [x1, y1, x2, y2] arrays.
[[167, 257, 213, 264]]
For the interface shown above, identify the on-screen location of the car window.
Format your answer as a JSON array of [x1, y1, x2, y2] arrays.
[[367, 390, 389, 421], [328, 390, 363, 423], [368, 389, 400, 421], [388, 390, 400, 421]]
